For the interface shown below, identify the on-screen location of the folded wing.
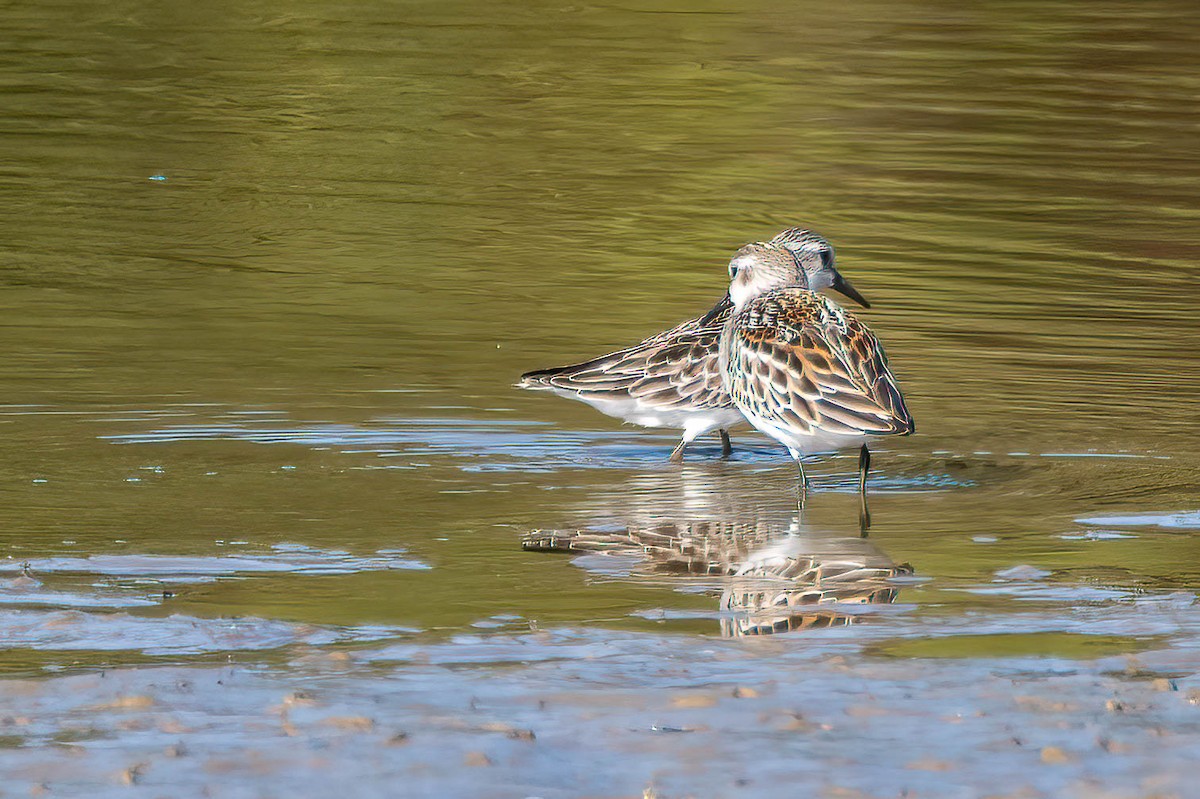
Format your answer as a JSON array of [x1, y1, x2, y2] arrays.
[[726, 290, 913, 437], [518, 303, 733, 410]]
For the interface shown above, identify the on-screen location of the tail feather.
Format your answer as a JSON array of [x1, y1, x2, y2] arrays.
[[515, 365, 573, 391], [515, 350, 646, 394]]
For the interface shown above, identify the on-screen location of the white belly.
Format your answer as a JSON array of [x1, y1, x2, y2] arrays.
[[741, 408, 866, 456], [573, 393, 744, 435]]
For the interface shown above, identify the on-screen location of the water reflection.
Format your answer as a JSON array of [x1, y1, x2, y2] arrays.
[[524, 466, 911, 636]]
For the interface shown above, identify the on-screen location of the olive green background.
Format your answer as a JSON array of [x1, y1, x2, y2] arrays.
[[2, 0, 1198, 663]]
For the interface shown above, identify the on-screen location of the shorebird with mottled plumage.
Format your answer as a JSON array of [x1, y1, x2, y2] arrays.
[[515, 228, 871, 462], [709, 240, 914, 513]]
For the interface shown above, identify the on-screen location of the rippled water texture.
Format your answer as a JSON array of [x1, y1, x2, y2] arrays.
[[2, 0, 1199, 795]]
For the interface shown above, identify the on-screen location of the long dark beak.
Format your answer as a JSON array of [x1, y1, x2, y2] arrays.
[[698, 292, 732, 326], [831, 272, 871, 309]]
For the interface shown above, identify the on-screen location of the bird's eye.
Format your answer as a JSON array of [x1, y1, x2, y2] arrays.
[[729, 264, 740, 279]]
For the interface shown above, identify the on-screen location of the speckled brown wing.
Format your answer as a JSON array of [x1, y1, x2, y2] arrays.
[[519, 302, 734, 411], [725, 289, 913, 437], [624, 321, 728, 410]]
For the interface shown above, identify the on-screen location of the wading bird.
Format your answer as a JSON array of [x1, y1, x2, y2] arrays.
[[516, 228, 871, 462], [711, 241, 913, 516]]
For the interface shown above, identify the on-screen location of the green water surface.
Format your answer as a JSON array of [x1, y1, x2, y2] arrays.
[[2, 0, 1199, 665]]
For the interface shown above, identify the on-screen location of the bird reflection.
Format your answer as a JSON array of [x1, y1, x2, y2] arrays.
[[523, 465, 911, 637]]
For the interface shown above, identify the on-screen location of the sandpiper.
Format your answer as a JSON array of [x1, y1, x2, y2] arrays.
[[516, 228, 870, 462], [714, 242, 914, 510]]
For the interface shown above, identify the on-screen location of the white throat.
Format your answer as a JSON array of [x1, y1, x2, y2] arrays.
[[729, 281, 754, 311]]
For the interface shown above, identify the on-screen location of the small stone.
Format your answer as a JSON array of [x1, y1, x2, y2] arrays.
[[671, 694, 717, 708], [322, 716, 374, 732], [732, 686, 759, 699], [387, 732, 410, 745], [1151, 678, 1177, 692], [464, 751, 492, 767], [120, 763, 147, 785], [776, 712, 812, 732], [96, 695, 154, 711], [1015, 696, 1075, 713], [1098, 737, 1133, 754], [283, 691, 317, 707], [1040, 746, 1070, 764]]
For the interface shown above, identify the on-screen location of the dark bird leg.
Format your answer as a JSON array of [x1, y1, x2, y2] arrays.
[[669, 437, 687, 464], [858, 444, 872, 533], [858, 444, 871, 493], [719, 429, 733, 459]]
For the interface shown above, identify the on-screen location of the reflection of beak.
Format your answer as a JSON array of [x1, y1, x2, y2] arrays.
[[698, 292, 732, 326], [831, 272, 871, 309]]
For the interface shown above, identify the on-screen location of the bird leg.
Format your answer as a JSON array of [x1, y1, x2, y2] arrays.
[[795, 457, 809, 509], [858, 444, 871, 533], [719, 429, 733, 459], [669, 437, 687, 463], [858, 444, 870, 493]]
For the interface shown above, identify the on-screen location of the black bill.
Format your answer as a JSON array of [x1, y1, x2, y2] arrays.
[[698, 292, 733, 326], [831, 272, 871, 309]]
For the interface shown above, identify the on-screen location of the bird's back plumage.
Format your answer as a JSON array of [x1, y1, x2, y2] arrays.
[[517, 303, 734, 414], [722, 289, 913, 446]]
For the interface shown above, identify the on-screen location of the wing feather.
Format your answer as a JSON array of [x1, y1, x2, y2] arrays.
[[519, 302, 734, 411], [725, 289, 913, 438]]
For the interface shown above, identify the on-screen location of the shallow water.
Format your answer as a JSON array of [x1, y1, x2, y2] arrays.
[[2, 0, 1199, 794]]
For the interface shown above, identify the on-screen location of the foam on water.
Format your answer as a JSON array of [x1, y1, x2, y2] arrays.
[[101, 414, 968, 484], [0, 609, 414, 655], [1077, 511, 1200, 530], [0, 544, 428, 577]]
